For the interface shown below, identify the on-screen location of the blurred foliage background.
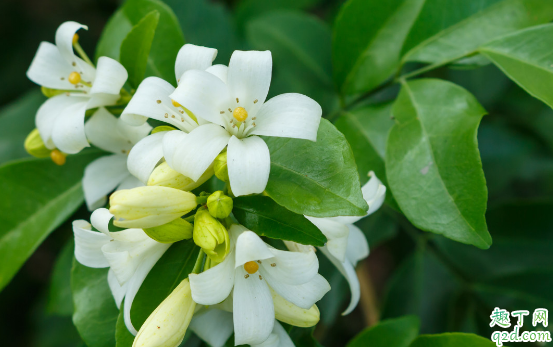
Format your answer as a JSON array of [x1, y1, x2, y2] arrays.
[[2, 0, 553, 346]]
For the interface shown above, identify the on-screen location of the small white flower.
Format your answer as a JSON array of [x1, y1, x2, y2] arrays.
[[73, 208, 170, 335], [189, 225, 329, 345], [82, 108, 151, 210], [301, 172, 386, 315], [27, 21, 128, 154]]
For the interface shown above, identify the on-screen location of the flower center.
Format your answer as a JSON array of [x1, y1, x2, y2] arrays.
[[68, 71, 81, 85], [243, 261, 259, 274], [233, 107, 248, 122]]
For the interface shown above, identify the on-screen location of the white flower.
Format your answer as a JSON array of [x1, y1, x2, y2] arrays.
[[73, 208, 170, 335], [189, 225, 329, 345], [82, 108, 151, 210], [301, 172, 386, 315], [27, 21, 128, 154]]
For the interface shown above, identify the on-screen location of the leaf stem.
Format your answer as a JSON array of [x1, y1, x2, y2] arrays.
[[191, 249, 205, 274]]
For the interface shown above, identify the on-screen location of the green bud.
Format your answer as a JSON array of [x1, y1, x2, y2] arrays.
[[193, 207, 230, 263], [213, 151, 229, 182], [143, 218, 193, 243], [148, 162, 214, 191], [41, 86, 66, 98], [24, 129, 51, 158], [151, 125, 177, 134], [206, 191, 233, 219]]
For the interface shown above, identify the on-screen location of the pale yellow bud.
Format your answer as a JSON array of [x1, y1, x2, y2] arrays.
[[206, 191, 233, 219], [133, 279, 196, 347], [109, 186, 197, 229], [24, 129, 51, 158], [213, 151, 229, 182], [144, 218, 193, 243], [271, 288, 320, 327], [193, 207, 230, 263], [147, 162, 213, 191]]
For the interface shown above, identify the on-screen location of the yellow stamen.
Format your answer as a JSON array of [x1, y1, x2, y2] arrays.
[[233, 107, 248, 122], [50, 149, 66, 166], [68, 71, 81, 85], [171, 99, 181, 107], [72, 33, 79, 44], [244, 261, 259, 274]]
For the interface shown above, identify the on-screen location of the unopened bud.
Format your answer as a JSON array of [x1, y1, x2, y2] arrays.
[[133, 279, 196, 347], [41, 86, 65, 98], [193, 207, 230, 263], [271, 289, 320, 327], [148, 162, 213, 191], [144, 218, 193, 243], [151, 126, 177, 134], [213, 151, 229, 182], [109, 186, 197, 229], [24, 129, 51, 158], [206, 191, 233, 219]]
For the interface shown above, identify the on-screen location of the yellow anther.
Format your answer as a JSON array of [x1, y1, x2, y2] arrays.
[[50, 149, 66, 166], [233, 107, 248, 122], [171, 99, 181, 107], [244, 261, 259, 274], [68, 71, 81, 85], [72, 33, 79, 44]]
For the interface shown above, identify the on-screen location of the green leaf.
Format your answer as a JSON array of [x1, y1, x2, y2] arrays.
[[386, 79, 491, 249], [264, 119, 368, 218], [115, 306, 134, 347], [334, 103, 398, 209], [71, 259, 119, 347], [332, 0, 425, 95], [47, 239, 75, 316], [233, 196, 327, 247], [0, 89, 45, 164], [347, 316, 420, 347], [246, 11, 337, 112], [401, 0, 553, 68], [410, 333, 498, 347], [287, 326, 323, 347], [96, 0, 184, 85], [0, 151, 101, 291], [120, 10, 160, 88], [479, 24, 553, 110]]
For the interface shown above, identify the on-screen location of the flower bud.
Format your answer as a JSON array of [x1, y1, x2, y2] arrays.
[[193, 207, 230, 263], [144, 218, 193, 243], [206, 191, 233, 219], [24, 129, 51, 158], [213, 151, 229, 182], [109, 186, 197, 229], [271, 289, 320, 327], [148, 162, 213, 191], [133, 279, 196, 347]]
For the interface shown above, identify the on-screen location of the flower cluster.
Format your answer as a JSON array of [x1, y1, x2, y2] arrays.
[[25, 21, 386, 347]]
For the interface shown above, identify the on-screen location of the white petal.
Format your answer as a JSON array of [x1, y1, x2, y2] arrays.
[[117, 117, 152, 146], [171, 124, 230, 181], [227, 50, 272, 117], [235, 231, 274, 268], [189, 251, 235, 305], [72, 220, 110, 267], [251, 93, 321, 141], [161, 130, 188, 168], [117, 175, 144, 190], [90, 208, 115, 236], [55, 21, 94, 78], [253, 321, 294, 347], [345, 224, 369, 266], [189, 309, 233, 347], [233, 267, 274, 345], [175, 44, 217, 82], [260, 248, 318, 285], [227, 136, 270, 197], [89, 57, 127, 96], [254, 333, 280, 347], [206, 64, 228, 84], [85, 108, 136, 154], [83, 154, 129, 210], [127, 132, 165, 184], [319, 247, 359, 315], [108, 269, 128, 309], [26, 42, 74, 90], [305, 217, 349, 262], [51, 100, 90, 154], [263, 272, 330, 310], [170, 69, 229, 126]]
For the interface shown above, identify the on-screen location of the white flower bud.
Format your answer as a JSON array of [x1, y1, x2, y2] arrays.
[[147, 162, 213, 191], [271, 288, 320, 327]]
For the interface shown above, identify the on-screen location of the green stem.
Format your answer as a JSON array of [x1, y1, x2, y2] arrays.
[[184, 215, 195, 223], [192, 249, 205, 274], [196, 196, 208, 205], [73, 42, 94, 67]]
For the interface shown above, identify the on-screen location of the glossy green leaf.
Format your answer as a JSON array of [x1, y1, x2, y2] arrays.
[[0, 151, 101, 291], [287, 326, 323, 347], [0, 89, 45, 165], [401, 0, 553, 67], [332, 0, 424, 95], [120, 10, 160, 88], [479, 24, 553, 110], [115, 306, 134, 347], [246, 11, 337, 112], [47, 239, 75, 316], [347, 316, 420, 347], [233, 196, 327, 247], [71, 259, 119, 347], [96, 0, 184, 85], [386, 79, 490, 249], [264, 119, 368, 218], [410, 333, 498, 347]]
